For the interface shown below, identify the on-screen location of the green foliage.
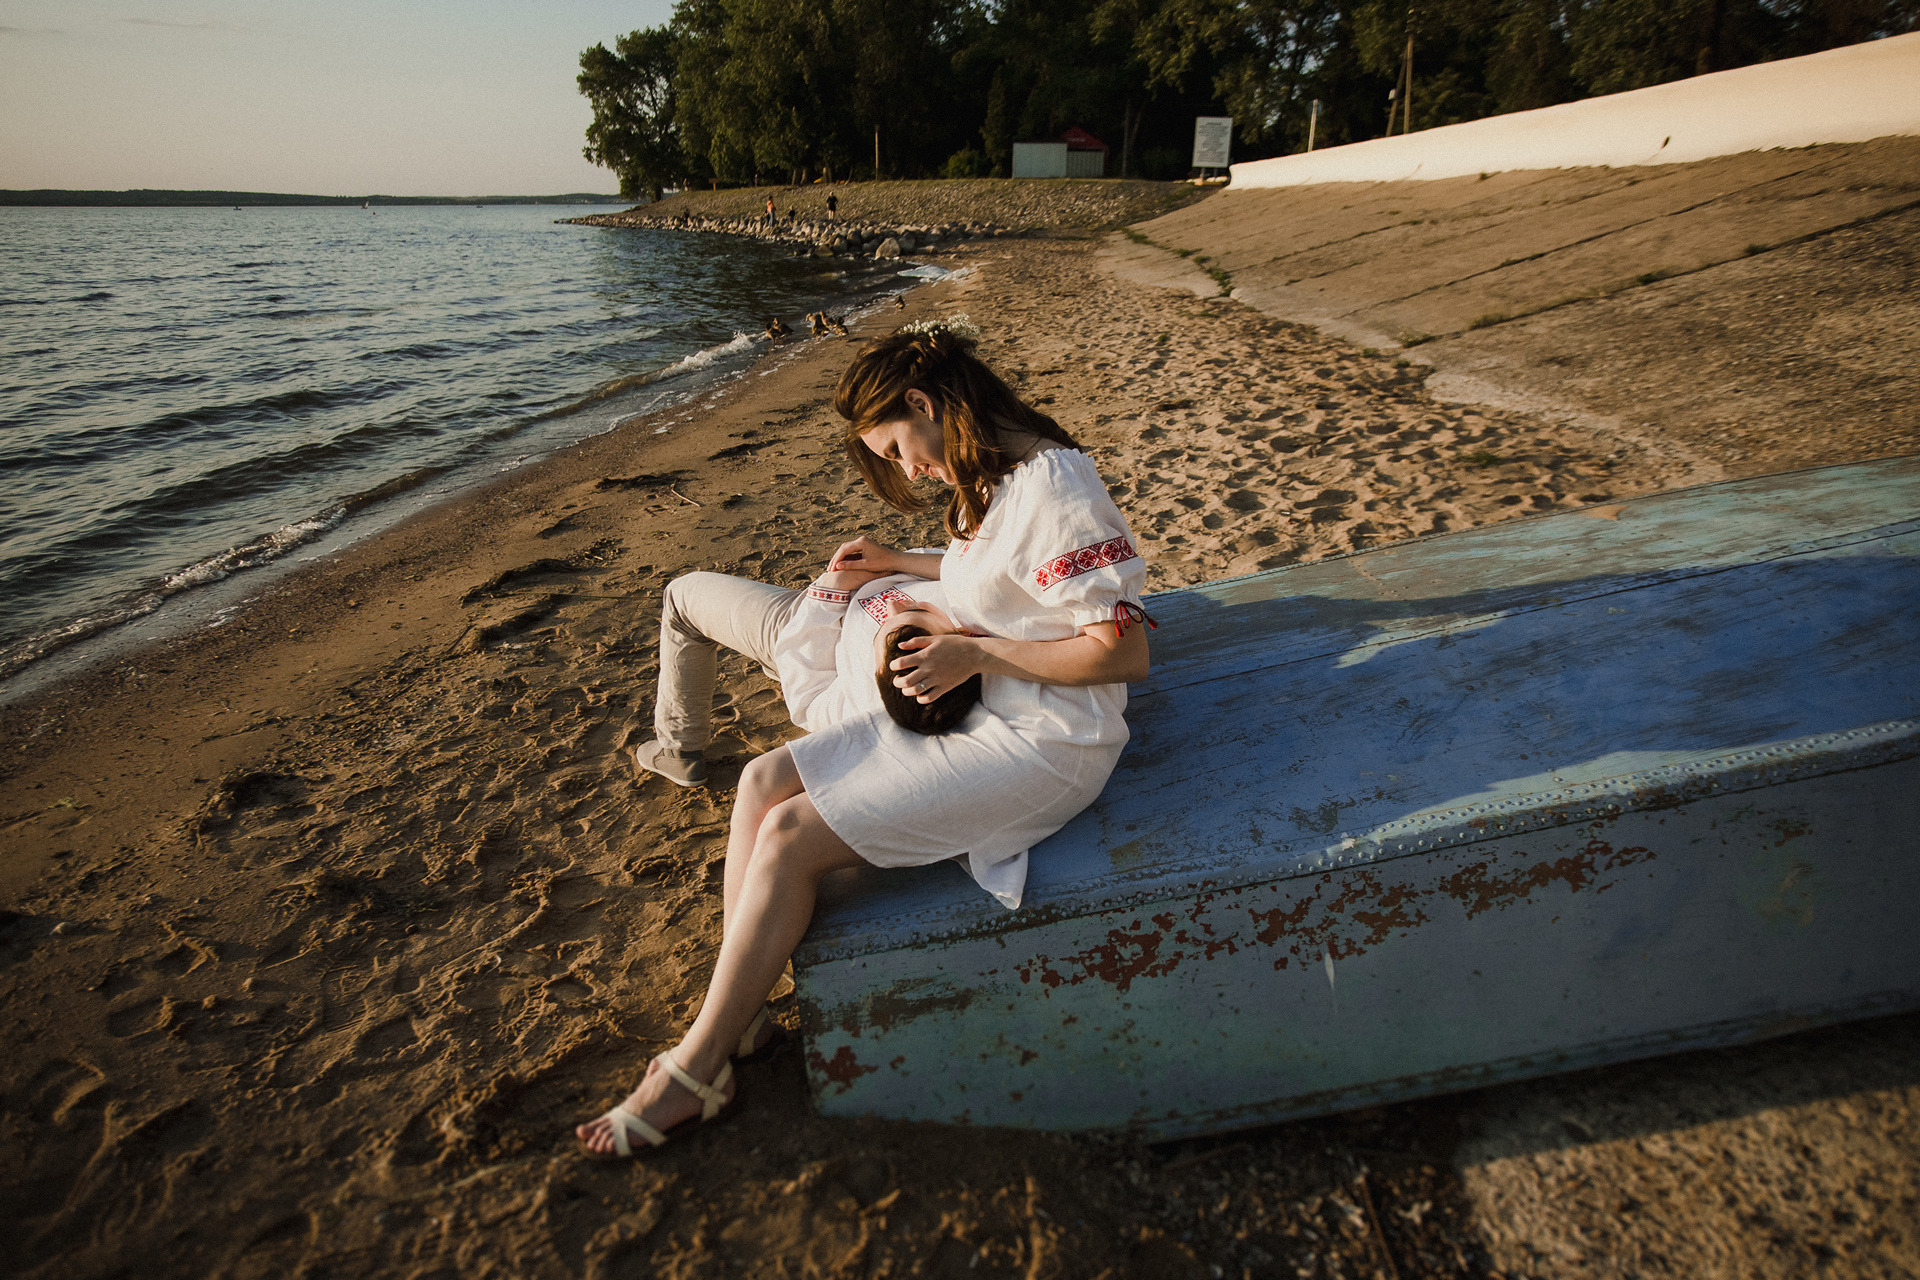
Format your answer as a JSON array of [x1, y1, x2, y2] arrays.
[[944, 148, 992, 178], [577, 0, 1920, 194], [578, 28, 684, 201]]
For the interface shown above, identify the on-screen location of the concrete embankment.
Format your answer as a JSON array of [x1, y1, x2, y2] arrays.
[[1105, 36, 1920, 480]]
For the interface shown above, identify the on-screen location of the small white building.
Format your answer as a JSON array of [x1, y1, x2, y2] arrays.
[[1011, 129, 1109, 178]]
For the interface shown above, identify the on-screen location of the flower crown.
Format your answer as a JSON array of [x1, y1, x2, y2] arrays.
[[899, 313, 980, 340]]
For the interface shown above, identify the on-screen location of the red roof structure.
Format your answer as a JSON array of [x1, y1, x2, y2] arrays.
[[1061, 127, 1109, 154]]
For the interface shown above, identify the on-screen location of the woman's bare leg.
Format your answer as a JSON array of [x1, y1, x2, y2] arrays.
[[722, 747, 805, 936], [576, 787, 862, 1154]]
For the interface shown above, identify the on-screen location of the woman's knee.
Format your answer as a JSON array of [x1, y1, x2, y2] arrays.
[[737, 748, 802, 809], [751, 796, 858, 879]]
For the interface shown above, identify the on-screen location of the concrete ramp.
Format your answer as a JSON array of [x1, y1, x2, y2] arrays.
[[1230, 32, 1920, 188]]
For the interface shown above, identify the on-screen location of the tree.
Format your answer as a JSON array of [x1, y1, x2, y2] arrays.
[[578, 28, 684, 201]]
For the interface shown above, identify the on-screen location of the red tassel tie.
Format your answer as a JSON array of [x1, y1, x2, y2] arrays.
[[1114, 601, 1158, 638]]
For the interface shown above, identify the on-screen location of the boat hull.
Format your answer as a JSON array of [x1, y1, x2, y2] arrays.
[[793, 457, 1920, 1138]]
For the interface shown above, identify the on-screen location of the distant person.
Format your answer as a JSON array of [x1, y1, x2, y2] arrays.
[[786, 208, 797, 224], [826, 193, 838, 220], [764, 195, 775, 227]]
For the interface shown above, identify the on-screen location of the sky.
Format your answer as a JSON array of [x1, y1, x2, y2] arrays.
[[0, 0, 677, 195]]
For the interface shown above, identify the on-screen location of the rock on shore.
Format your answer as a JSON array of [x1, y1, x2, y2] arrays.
[[567, 207, 997, 260], [564, 177, 1213, 256]]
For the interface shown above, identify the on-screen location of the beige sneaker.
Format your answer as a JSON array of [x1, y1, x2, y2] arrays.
[[631, 739, 708, 787]]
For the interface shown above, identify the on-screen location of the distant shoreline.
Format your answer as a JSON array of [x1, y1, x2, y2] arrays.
[[0, 189, 625, 207]]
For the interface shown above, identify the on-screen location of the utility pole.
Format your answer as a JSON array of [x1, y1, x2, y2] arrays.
[[1402, 28, 1415, 133], [874, 126, 881, 180], [1307, 98, 1320, 151]]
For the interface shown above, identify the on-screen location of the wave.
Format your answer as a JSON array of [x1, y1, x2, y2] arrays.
[[0, 463, 452, 683], [528, 331, 759, 424], [2, 216, 913, 688]]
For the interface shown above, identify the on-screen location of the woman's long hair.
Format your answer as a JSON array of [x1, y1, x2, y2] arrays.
[[836, 323, 1080, 540]]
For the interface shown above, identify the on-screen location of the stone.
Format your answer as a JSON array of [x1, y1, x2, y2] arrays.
[[874, 237, 901, 259]]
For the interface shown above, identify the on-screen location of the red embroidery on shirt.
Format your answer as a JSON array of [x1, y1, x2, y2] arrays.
[[807, 586, 852, 604], [859, 587, 915, 624], [1032, 536, 1139, 590]]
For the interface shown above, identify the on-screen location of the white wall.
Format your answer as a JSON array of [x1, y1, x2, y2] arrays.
[[1229, 32, 1920, 190], [1065, 149, 1107, 178], [1013, 143, 1069, 179]]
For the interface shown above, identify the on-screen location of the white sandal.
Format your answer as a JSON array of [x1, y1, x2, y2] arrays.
[[596, 1049, 734, 1157], [735, 1005, 784, 1062]]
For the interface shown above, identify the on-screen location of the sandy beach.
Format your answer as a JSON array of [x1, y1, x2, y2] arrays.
[[4, 159, 1918, 1279]]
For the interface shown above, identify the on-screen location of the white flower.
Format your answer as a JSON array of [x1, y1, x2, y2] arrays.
[[900, 313, 980, 340]]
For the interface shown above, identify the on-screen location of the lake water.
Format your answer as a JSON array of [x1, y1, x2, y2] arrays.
[[0, 204, 913, 686]]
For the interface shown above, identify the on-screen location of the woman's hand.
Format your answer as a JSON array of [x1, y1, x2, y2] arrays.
[[826, 536, 904, 575], [890, 633, 984, 703]]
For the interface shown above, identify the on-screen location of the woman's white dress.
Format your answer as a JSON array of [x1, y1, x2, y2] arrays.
[[778, 449, 1146, 909]]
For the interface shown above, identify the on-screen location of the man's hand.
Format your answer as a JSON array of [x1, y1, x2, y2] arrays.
[[827, 536, 904, 575], [815, 567, 889, 592]]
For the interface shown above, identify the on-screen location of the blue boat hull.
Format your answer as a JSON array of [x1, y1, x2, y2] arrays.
[[793, 457, 1920, 1138]]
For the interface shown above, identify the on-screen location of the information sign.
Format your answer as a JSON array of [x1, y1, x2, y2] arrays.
[[1192, 116, 1234, 170]]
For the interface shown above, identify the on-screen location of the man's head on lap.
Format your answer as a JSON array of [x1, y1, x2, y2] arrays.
[[871, 597, 980, 735]]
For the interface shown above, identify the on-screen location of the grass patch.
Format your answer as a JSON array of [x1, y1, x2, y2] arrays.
[[1122, 228, 1152, 245], [1634, 269, 1672, 286], [1204, 264, 1233, 293], [1745, 242, 1769, 256], [1175, 247, 1197, 258], [1459, 450, 1507, 469], [1466, 311, 1510, 330], [1400, 331, 1437, 347]]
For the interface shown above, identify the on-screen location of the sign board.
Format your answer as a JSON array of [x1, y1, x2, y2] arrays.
[[1192, 116, 1234, 169]]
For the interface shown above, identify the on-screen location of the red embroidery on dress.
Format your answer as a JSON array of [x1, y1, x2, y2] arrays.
[[859, 587, 915, 624], [1032, 536, 1139, 589]]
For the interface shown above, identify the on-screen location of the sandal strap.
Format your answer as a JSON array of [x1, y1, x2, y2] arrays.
[[737, 1006, 771, 1058], [604, 1105, 667, 1157], [656, 1050, 733, 1121]]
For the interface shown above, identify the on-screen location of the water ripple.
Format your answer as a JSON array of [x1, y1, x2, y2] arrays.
[[1, 203, 909, 679]]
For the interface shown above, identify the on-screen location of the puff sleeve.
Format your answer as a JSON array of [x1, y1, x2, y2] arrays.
[[1006, 453, 1148, 630]]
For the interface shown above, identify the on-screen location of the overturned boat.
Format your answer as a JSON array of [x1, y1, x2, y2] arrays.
[[792, 455, 1920, 1139]]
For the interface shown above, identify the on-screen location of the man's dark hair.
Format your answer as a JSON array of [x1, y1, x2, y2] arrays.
[[876, 625, 982, 735]]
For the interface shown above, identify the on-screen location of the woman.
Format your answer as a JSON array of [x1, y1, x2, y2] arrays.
[[578, 318, 1150, 1156]]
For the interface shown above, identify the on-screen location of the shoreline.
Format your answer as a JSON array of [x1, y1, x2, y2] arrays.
[[0, 223, 928, 700], [3, 193, 1917, 1276], [565, 207, 1012, 260]]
